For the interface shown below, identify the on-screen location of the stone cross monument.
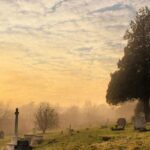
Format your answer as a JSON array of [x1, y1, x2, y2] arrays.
[[6, 108, 20, 150], [15, 108, 19, 138]]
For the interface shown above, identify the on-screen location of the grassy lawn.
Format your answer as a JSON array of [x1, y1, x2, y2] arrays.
[[34, 124, 150, 150], [0, 136, 10, 150], [1, 124, 150, 150]]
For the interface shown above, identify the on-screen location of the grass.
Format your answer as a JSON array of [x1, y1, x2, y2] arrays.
[[34, 124, 150, 150], [0, 136, 11, 150], [1, 124, 150, 150]]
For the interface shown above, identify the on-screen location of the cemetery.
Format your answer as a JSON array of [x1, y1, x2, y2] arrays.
[[0, 3, 149, 149], [1, 123, 150, 150], [0, 108, 150, 149]]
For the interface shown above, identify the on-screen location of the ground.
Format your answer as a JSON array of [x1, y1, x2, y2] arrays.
[[2, 124, 150, 150]]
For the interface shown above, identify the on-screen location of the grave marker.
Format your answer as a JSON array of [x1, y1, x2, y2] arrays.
[[134, 116, 146, 130], [111, 118, 126, 131], [0, 131, 4, 139]]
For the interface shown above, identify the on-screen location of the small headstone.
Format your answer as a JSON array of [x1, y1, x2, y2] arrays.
[[48, 139, 57, 144], [24, 135, 34, 145], [60, 130, 63, 135], [32, 128, 36, 135], [31, 135, 43, 145], [0, 131, 4, 139], [76, 130, 80, 133], [111, 118, 126, 131], [117, 118, 126, 128], [133, 116, 146, 130], [101, 125, 107, 129]]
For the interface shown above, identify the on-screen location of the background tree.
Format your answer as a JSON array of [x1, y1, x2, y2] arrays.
[[35, 103, 58, 133], [106, 7, 150, 121]]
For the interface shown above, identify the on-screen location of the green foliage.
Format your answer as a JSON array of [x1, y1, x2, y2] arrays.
[[106, 7, 150, 105]]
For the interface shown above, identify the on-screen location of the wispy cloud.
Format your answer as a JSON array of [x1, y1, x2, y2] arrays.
[[0, 0, 149, 105], [47, 0, 68, 13], [88, 2, 135, 14]]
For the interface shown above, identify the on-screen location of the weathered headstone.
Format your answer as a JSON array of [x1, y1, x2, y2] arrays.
[[112, 118, 126, 131], [31, 135, 43, 146], [32, 128, 36, 135], [101, 125, 107, 129], [24, 135, 34, 145], [133, 116, 146, 130], [0, 131, 4, 139], [117, 118, 126, 128]]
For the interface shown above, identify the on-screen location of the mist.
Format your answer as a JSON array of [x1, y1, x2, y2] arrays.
[[0, 101, 138, 135]]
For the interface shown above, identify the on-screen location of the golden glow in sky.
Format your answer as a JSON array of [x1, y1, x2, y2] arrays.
[[0, 0, 149, 106]]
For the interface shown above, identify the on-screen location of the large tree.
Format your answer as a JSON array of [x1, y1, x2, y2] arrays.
[[106, 7, 150, 121]]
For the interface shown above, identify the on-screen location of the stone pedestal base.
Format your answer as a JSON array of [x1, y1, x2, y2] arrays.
[[6, 136, 19, 150]]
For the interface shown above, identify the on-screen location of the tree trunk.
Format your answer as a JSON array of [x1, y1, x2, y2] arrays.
[[143, 99, 150, 122]]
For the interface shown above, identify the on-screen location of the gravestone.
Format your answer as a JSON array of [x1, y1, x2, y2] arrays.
[[111, 118, 126, 131], [133, 116, 146, 130], [0, 131, 4, 139], [101, 119, 109, 129], [24, 135, 34, 145], [31, 135, 43, 145], [117, 118, 126, 128]]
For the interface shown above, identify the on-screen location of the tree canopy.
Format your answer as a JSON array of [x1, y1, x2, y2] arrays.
[[106, 7, 150, 120]]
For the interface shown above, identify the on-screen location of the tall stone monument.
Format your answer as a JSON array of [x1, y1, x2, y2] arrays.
[[7, 108, 20, 150], [7, 108, 33, 150], [15, 108, 19, 138]]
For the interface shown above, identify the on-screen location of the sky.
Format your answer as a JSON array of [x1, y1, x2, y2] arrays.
[[0, 0, 149, 107]]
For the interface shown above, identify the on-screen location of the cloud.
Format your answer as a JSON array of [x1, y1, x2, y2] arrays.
[[0, 0, 149, 105], [47, 0, 68, 13], [75, 47, 93, 52], [88, 2, 135, 15]]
